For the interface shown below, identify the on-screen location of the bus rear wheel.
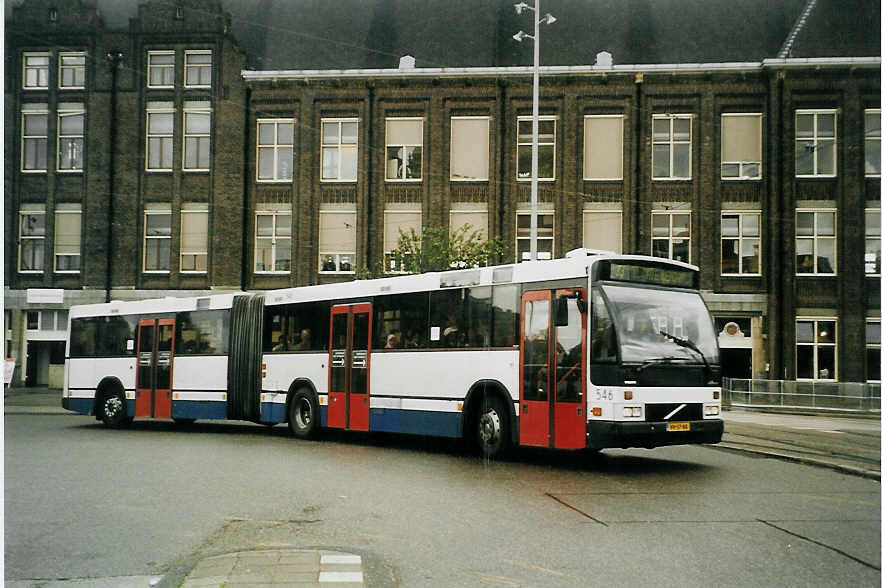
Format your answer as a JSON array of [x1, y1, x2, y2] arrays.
[[100, 391, 131, 428], [476, 396, 509, 459], [288, 389, 318, 439]]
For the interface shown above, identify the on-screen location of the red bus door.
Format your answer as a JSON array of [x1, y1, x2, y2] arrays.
[[520, 291, 551, 446], [519, 289, 587, 449], [328, 304, 372, 431], [135, 318, 175, 419]]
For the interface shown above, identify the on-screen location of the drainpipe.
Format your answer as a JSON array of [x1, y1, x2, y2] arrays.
[[105, 51, 123, 302], [242, 85, 252, 291]]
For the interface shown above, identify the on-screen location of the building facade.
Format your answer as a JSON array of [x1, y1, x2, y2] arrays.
[[5, 0, 880, 387]]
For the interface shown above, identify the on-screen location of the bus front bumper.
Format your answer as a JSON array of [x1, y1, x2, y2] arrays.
[[587, 418, 724, 450]]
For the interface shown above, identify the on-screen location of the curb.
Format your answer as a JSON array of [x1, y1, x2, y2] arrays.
[[714, 442, 880, 480]]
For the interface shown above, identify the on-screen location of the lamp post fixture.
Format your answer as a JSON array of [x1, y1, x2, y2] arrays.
[[513, 1, 556, 262]]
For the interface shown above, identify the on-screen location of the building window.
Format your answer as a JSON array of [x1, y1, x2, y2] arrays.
[[796, 318, 836, 380], [721, 212, 761, 275], [582, 210, 622, 253], [57, 102, 84, 171], [795, 109, 837, 177], [384, 208, 422, 272], [181, 206, 208, 273], [866, 109, 880, 177], [257, 119, 294, 182], [796, 209, 836, 275], [143, 209, 171, 272], [651, 211, 691, 263], [450, 207, 489, 241], [21, 103, 48, 172], [386, 118, 423, 181], [321, 119, 358, 182], [146, 101, 174, 171], [867, 320, 881, 383], [59, 53, 86, 89], [721, 113, 762, 179], [184, 50, 211, 88], [516, 211, 554, 261], [183, 101, 211, 171], [147, 51, 175, 88], [255, 210, 292, 273], [54, 207, 81, 273], [866, 209, 881, 275], [23, 53, 49, 89], [517, 116, 556, 181], [19, 209, 45, 273], [583, 115, 623, 180], [319, 209, 356, 274], [652, 114, 692, 180], [451, 116, 490, 181]]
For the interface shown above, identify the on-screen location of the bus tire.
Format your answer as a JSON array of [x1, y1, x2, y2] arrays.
[[100, 390, 130, 429], [476, 395, 509, 458], [288, 389, 318, 439]]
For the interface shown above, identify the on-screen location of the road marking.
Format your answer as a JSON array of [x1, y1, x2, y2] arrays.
[[319, 571, 364, 583]]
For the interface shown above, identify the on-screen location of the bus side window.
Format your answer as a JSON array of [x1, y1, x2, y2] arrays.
[[70, 318, 97, 357], [491, 284, 519, 347]]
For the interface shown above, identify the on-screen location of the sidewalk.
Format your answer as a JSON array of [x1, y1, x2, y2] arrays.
[[4, 385, 68, 414]]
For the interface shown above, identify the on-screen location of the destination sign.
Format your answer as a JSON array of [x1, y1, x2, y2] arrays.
[[597, 261, 697, 288]]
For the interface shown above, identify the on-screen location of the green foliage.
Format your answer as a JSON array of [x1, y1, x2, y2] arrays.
[[387, 224, 503, 274]]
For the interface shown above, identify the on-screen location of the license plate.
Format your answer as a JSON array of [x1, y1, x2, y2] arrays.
[[667, 422, 690, 432]]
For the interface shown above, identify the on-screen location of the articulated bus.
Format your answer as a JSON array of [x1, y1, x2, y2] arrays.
[[63, 250, 723, 456]]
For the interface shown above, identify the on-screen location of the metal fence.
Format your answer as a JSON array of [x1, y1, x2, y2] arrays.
[[722, 378, 881, 413]]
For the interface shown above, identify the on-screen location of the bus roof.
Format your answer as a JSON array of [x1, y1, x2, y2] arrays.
[[68, 252, 698, 318]]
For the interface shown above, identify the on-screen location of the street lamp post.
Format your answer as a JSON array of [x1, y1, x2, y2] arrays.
[[513, 1, 556, 262]]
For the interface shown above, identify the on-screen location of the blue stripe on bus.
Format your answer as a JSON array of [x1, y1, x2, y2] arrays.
[[66, 397, 94, 415], [172, 400, 227, 420], [259, 402, 286, 423], [371, 408, 460, 438]]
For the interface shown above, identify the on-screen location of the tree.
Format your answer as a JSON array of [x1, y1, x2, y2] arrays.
[[386, 224, 503, 274]]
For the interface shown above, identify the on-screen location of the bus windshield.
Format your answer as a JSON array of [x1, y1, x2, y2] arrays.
[[600, 284, 719, 366]]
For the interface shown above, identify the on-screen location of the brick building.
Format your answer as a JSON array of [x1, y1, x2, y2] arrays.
[[5, 0, 880, 386]]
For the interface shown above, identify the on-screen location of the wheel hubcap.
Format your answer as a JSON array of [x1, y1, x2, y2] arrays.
[[479, 409, 500, 447], [105, 396, 122, 418], [296, 399, 311, 428]]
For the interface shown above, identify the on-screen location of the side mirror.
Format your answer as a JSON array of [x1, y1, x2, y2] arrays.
[[554, 298, 569, 327]]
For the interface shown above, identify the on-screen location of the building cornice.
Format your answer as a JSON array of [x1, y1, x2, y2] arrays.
[[241, 57, 881, 82]]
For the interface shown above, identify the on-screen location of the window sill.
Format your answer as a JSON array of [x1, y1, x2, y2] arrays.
[[147, 85, 175, 90], [146, 169, 173, 173], [254, 272, 291, 275], [582, 178, 624, 182], [320, 179, 358, 184], [54, 271, 81, 275], [721, 273, 762, 278], [183, 169, 210, 173], [20, 170, 48, 174], [721, 177, 762, 182], [17, 270, 43, 275], [319, 271, 355, 276], [385, 179, 423, 183], [451, 178, 490, 183], [56, 170, 84, 174], [651, 177, 693, 182], [143, 271, 170, 275], [23, 87, 49, 91], [796, 273, 837, 277], [256, 179, 293, 184], [59, 86, 85, 91], [795, 174, 838, 179], [516, 178, 555, 183]]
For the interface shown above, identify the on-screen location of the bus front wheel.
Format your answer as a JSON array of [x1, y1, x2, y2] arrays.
[[476, 396, 509, 458], [101, 391, 131, 428], [288, 389, 318, 439]]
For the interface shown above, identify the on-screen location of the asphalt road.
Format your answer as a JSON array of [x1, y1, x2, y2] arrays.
[[4, 413, 880, 587]]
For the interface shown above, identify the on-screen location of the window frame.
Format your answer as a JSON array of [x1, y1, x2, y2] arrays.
[[865, 109, 880, 178], [583, 114, 624, 181], [450, 116, 490, 182], [795, 109, 838, 178], [184, 50, 212, 88], [146, 101, 175, 172], [18, 208, 46, 274], [143, 209, 172, 273], [652, 114, 693, 180], [21, 104, 48, 173], [796, 317, 837, 381], [147, 50, 175, 89], [256, 118, 295, 183], [796, 208, 837, 275], [183, 101, 211, 172], [180, 207, 209, 274], [721, 113, 763, 180], [23, 52, 50, 90], [318, 209, 357, 275], [58, 52, 86, 89], [866, 208, 881, 276], [254, 210, 292, 274], [720, 211, 762, 276], [385, 117, 424, 182], [516, 115, 557, 182], [651, 210, 692, 264], [54, 207, 82, 274], [320, 118, 359, 183], [516, 210, 555, 262], [57, 103, 85, 172]]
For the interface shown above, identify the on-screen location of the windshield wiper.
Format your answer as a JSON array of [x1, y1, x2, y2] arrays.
[[635, 356, 689, 372], [659, 330, 711, 378]]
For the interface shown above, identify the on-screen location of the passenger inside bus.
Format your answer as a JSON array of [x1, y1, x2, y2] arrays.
[[273, 335, 288, 351], [385, 333, 400, 348], [292, 329, 312, 350]]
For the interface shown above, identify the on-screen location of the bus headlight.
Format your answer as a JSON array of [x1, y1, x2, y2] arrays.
[[704, 405, 720, 416], [622, 406, 642, 418]]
